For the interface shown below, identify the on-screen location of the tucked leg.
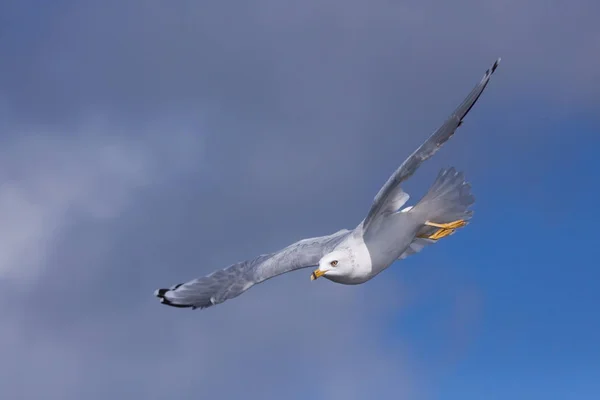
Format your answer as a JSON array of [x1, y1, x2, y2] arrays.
[[417, 219, 468, 240]]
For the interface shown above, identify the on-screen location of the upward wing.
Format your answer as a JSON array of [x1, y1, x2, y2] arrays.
[[154, 229, 351, 310], [363, 58, 500, 233]]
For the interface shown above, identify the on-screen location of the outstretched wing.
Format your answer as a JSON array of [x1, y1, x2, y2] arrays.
[[363, 58, 501, 233], [154, 229, 351, 310]]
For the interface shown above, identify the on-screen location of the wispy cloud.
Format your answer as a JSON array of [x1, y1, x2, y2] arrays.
[[0, 117, 202, 283]]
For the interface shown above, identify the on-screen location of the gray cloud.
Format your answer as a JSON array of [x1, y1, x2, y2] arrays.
[[0, 0, 597, 398], [0, 115, 202, 283]]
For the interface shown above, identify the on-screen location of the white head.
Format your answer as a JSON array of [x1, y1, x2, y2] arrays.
[[310, 250, 354, 283]]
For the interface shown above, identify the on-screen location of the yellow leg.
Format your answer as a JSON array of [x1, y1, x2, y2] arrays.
[[424, 220, 468, 230], [417, 219, 468, 240]]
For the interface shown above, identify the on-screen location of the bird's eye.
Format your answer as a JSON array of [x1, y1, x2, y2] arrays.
[[330, 260, 338, 267]]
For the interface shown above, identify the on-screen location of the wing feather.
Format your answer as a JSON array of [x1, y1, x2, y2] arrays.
[[154, 229, 351, 310]]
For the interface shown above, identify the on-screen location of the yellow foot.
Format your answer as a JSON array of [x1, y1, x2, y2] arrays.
[[424, 220, 468, 230], [417, 219, 468, 240]]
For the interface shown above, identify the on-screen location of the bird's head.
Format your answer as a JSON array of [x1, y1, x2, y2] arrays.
[[311, 250, 353, 282]]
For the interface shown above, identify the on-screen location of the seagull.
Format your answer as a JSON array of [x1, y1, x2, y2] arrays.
[[155, 58, 501, 310]]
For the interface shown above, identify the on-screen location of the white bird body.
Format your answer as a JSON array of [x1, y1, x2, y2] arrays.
[[155, 58, 501, 311]]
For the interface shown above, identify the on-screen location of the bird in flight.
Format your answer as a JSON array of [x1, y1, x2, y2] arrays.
[[155, 58, 501, 311]]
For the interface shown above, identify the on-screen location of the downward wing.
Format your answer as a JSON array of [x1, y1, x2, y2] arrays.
[[363, 58, 500, 233], [154, 229, 350, 310]]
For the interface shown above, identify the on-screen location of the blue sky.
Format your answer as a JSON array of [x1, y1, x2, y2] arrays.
[[1, 1, 599, 399]]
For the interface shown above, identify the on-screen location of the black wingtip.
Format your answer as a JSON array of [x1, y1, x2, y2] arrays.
[[484, 58, 501, 79], [154, 287, 194, 309], [491, 57, 501, 73]]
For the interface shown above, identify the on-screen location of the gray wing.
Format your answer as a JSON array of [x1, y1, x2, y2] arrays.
[[154, 229, 351, 310], [363, 58, 501, 233]]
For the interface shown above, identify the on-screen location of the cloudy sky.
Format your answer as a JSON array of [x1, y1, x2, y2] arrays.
[[1, 1, 599, 399]]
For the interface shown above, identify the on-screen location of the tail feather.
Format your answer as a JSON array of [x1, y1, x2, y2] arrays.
[[411, 167, 475, 225]]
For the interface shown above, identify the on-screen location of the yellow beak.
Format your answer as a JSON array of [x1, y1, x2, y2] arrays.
[[310, 269, 326, 281]]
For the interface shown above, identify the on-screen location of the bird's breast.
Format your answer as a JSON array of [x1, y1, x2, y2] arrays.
[[333, 235, 374, 284]]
